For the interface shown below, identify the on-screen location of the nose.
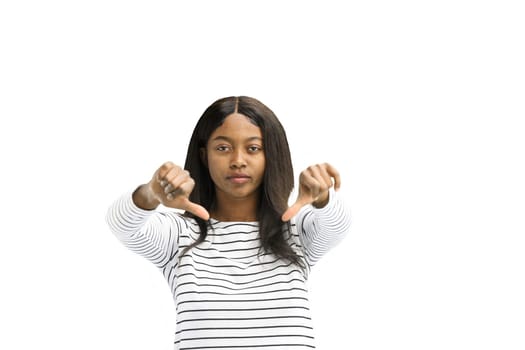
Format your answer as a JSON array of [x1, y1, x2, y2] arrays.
[[230, 149, 247, 169]]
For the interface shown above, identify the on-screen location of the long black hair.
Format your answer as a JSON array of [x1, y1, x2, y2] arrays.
[[181, 96, 301, 265]]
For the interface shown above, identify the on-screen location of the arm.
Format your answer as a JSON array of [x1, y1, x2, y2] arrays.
[[282, 163, 351, 268], [105, 191, 182, 268], [295, 188, 351, 268], [105, 161, 209, 267]]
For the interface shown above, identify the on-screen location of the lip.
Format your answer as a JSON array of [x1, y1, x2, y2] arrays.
[[227, 174, 251, 184]]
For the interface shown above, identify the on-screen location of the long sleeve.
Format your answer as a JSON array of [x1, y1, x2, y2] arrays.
[[295, 188, 351, 268], [106, 191, 347, 349], [105, 192, 182, 269]]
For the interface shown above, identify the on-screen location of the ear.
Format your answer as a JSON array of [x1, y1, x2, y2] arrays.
[[200, 147, 208, 167]]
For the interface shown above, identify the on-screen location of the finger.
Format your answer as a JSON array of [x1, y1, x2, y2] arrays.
[[162, 166, 186, 184], [300, 169, 322, 195], [166, 190, 184, 201], [177, 176, 195, 196], [164, 183, 174, 194], [182, 200, 210, 221], [163, 170, 191, 195], [323, 163, 341, 190], [166, 176, 194, 199], [281, 203, 301, 222], [157, 161, 176, 181], [309, 165, 333, 191], [281, 197, 310, 222]]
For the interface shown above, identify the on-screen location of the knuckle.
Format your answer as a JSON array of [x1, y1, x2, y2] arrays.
[[161, 161, 173, 170]]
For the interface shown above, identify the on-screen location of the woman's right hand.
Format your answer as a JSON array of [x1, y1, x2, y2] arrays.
[[134, 161, 210, 220]]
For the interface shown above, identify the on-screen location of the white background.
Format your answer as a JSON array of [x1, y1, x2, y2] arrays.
[[1, 1, 524, 349]]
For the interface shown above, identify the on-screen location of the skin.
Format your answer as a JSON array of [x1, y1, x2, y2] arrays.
[[203, 113, 265, 221], [132, 113, 342, 222]]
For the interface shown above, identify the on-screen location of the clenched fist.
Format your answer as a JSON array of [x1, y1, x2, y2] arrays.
[[132, 161, 210, 220]]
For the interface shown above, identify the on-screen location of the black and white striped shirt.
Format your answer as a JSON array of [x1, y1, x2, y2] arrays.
[[106, 189, 351, 349]]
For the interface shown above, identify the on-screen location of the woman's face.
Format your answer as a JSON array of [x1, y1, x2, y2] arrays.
[[204, 113, 266, 202]]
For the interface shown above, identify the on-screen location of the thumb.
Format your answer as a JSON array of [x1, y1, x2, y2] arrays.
[[182, 200, 210, 221], [281, 198, 309, 222]]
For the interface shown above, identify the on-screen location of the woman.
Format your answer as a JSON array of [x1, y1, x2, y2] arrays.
[[106, 96, 351, 349]]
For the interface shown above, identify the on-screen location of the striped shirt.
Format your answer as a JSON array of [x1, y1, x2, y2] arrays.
[[106, 189, 351, 349]]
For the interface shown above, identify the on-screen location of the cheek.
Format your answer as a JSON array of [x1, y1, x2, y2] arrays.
[[255, 158, 266, 179], [206, 156, 223, 181]]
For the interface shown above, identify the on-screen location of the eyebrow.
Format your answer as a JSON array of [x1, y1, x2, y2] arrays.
[[210, 136, 263, 143]]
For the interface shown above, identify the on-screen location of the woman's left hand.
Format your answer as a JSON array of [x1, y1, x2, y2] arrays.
[[281, 163, 341, 221]]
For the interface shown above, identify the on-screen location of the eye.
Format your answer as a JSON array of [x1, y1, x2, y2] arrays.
[[216, 145, 231, 152], [248, 145, 263, 153]]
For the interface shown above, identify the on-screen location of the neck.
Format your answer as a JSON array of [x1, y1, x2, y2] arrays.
[[211, 192, 259, 222]]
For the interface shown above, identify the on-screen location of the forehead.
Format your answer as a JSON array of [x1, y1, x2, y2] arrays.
[[209, 113, 262, 142]]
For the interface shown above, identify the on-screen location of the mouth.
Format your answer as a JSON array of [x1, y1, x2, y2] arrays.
[[227, 174, 251, 184]]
